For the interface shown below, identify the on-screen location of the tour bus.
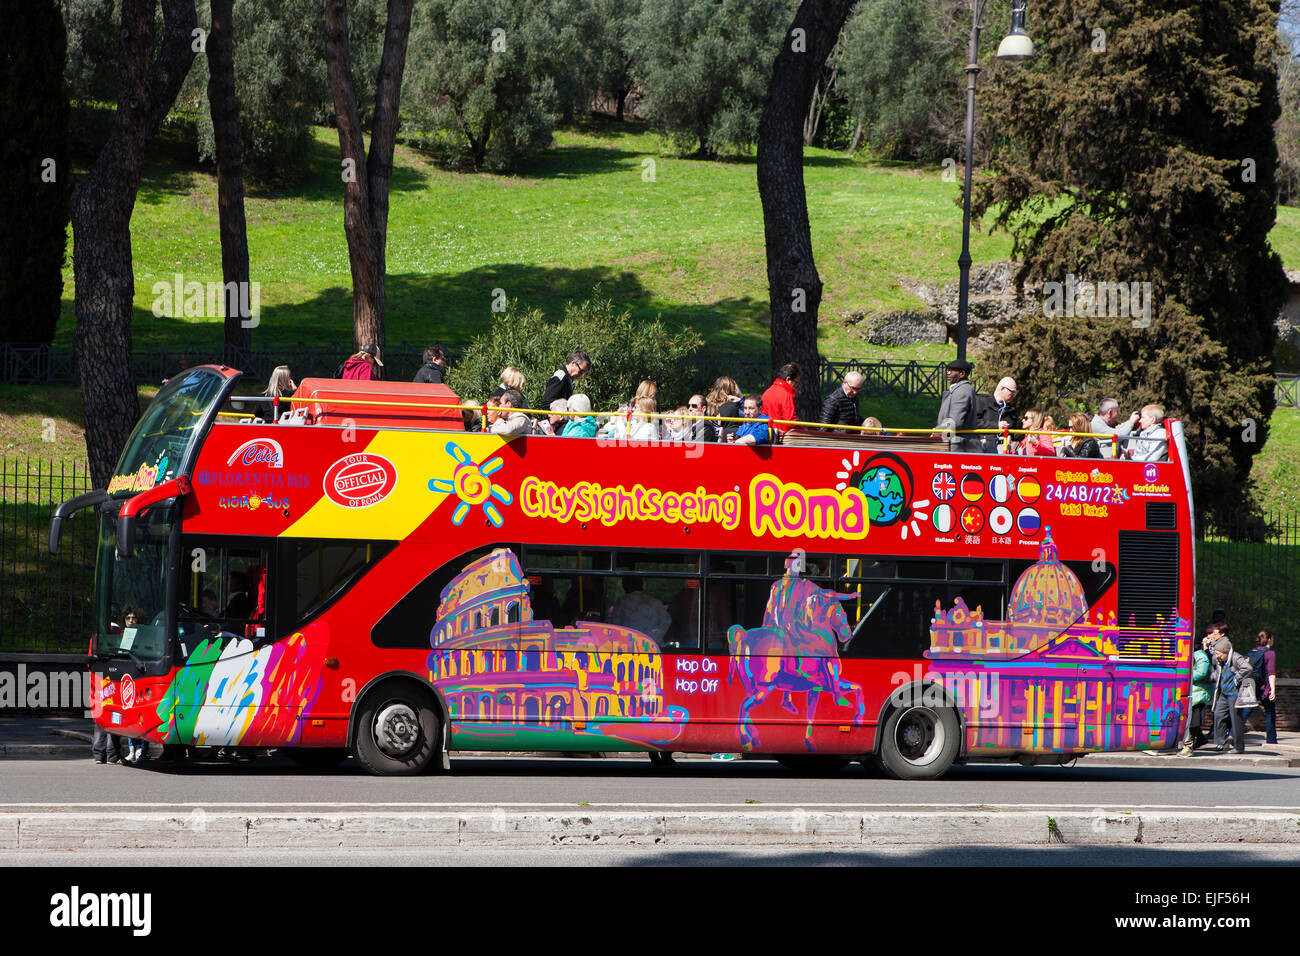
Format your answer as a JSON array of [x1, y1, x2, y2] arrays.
[[52, 365, 1196, 778]]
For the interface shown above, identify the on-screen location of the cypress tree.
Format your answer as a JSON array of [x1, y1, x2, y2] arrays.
[[972, 0, 1286, 510]]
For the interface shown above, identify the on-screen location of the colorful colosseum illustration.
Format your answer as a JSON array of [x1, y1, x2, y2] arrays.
[[426, 549, 686, 750]]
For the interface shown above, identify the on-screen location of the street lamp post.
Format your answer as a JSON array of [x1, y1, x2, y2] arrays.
[[955, 0, 1033, 362]]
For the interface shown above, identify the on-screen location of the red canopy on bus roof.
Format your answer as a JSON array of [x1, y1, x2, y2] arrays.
[[295, 378, 464, 432]]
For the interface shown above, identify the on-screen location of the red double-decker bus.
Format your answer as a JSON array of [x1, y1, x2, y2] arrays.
[[53, 366, 1196, 778]]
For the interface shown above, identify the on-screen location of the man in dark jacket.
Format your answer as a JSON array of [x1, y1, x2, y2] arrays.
[[540, 349, 591, 407], [935, 359, 982, 453], [975, 376, 1017, 453], [412, 346, 447, 384], [820, 371, 864, 431]]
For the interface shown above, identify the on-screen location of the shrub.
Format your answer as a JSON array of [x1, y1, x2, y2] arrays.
[[449, 291, 704, 413]]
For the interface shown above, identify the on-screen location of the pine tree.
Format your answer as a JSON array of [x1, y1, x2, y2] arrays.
[[1, 0, 70, 346], [971, 0, 1285, 510]]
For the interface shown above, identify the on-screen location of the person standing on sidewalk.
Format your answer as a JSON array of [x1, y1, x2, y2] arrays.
[[1246, 630, 1278, 745], [1209, 632, 1254, 754], [91, 723, 122, 765], [1179, 633, 1214, 755]]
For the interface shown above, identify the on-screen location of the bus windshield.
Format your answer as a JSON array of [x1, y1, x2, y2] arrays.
[[107, 367, 230, 497], [92, 505, 173, 662]]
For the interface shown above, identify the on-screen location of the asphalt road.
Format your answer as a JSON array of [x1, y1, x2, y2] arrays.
[[5, 753, 1300, 810]]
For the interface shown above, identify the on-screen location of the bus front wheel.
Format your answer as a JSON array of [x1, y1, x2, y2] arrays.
[[877, 704, 960, 780], [354, 688, 441, 776]]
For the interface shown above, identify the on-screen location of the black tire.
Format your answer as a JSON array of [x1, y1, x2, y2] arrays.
[[285, 747, 349, 771], [775, 754, 851, 774], [877, 704, 960, 780], [353, 686, 441, 776]]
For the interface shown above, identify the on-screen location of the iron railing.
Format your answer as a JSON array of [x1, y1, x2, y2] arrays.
[[1278, 373, 1299, 410], [0, 458, 97, 654]]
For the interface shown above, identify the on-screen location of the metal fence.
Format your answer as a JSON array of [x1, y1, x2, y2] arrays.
[[1278, 373, 1300, 410], [819, 359, 948, 398], [1195, 509, 1299, 674], [0, 459, 96, 654]]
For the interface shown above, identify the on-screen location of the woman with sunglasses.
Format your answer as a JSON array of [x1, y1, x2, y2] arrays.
[[1014, 409, 1057, 456]]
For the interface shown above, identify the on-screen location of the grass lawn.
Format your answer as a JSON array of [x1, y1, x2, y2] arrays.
[[54, 122, 1016, 365]]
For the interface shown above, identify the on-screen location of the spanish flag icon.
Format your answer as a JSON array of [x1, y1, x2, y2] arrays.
[[1016, 475, 1042, 503]]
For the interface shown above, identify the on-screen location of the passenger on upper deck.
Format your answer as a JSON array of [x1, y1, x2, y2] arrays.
[[975, 376, 1017, 453], [686, 395, 717, 442], [729, 396, 770, 446], [1118, 404, 1169, 462], [489, 389, 531, 437], [256, 365, 295, 421], [533, 399, 570, 436], [761, 363, 800, 438], [707, 377, 743, 442], [339, 344, 383, 381], [562, 394, 597, 438], [820, 371, 864, 431], [1061, 412, 1102, 458], [490, 366, 526, 401], [1014, 409, 1056, 456], [540, 350, 591, 407], [935, 359, 981, 453], [1090, 398, 1122, 458], [413, 346, 448, 384]]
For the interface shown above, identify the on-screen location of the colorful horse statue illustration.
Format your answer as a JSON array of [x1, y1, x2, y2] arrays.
[[727, 558, 865, 752]]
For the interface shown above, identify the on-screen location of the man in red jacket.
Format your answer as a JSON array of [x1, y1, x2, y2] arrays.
[[761, 363, 800, 438]]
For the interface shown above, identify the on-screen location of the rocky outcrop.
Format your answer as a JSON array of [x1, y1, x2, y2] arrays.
[[842, 261, 1040, 349]]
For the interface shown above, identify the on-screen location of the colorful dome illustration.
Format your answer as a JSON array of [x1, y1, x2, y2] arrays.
[[1008, 527, 1087, 628]]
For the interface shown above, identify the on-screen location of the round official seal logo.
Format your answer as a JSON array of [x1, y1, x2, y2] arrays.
[[323, 453, 398, 508], [120, 673, 135, 709]]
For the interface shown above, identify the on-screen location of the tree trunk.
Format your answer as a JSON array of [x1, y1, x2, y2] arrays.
[[323, 0, 414, 358], [70, 0, 197, 488], [207, 0, 251, 361], [757, 0, 857, 423], [847, 117, 864, 156]]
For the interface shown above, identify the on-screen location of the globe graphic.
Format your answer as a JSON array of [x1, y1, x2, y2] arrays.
[[859, 466, 906, 525]]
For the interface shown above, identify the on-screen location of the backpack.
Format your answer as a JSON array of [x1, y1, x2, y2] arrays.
[[1246, 645, 1267, 676]]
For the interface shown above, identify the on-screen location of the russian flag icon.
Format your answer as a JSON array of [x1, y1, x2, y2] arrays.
[[1017, 507, 1042, 535]]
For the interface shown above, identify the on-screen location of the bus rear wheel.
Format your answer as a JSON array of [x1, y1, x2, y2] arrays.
[[775, 755, 850, 774], [354, 688, 441, 776], [877, 704, 960, 780]]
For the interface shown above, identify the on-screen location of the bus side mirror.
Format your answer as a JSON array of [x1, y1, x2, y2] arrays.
[[48, 489, 108, 555]]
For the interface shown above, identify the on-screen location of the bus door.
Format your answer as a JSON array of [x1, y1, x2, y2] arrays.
[[171, 538, 275, 746]]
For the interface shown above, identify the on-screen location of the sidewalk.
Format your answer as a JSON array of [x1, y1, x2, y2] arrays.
[[4, 715, 1298, 767]]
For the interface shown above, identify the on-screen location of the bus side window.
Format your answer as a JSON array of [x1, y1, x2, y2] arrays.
[[704, 579, 767, 653]]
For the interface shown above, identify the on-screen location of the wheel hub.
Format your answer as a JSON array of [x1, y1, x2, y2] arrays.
[[374, 702, 421, 757], [896, 707, 940, 763]]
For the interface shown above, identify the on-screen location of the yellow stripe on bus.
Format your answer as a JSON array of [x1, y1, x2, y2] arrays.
[[282, 431, 509, 540]]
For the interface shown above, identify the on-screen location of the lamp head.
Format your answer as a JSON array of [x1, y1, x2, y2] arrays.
[[997, 0, 1034, 62]]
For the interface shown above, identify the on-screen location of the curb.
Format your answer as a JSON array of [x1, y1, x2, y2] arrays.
[[1, 744, 1298, 768], [1, 809, 1297, 850]]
